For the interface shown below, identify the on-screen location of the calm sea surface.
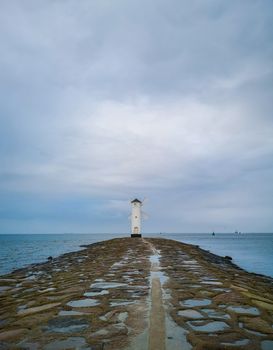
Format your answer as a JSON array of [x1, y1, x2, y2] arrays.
[[0, 233, 272, 277]]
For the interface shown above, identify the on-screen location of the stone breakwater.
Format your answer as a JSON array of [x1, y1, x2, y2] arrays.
[[0, 238, 272, 350]]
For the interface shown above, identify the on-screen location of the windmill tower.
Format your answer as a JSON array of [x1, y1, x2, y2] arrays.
[[130, 198, 142, 238]]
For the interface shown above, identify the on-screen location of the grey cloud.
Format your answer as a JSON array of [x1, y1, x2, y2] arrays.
[[0, 0, 273, 233]]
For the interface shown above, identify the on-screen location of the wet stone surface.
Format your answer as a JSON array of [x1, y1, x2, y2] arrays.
[[58, 310, 84, 316], [148, 237, 273, 350], [84, 290, 109, 297], [178, 309, 204, 319], [109, 299, 136, 307], [66, 298, 100, 308], [43, 317, 89, 333], [0, 237, 273, 350], [180, 298, 211, 307], [187, 320, 230, 332], [262, 340, 273, 350], [227, 305, 260, 315], [43, 337, 89, 350], [201, 308, 231, 320], [221, 338, 250, 346], [90, 282, 128, 289]]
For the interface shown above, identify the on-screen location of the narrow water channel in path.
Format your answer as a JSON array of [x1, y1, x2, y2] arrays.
[[148, 243, 166, 350], [125, 239, 192, 350], [144, 239, 191, 350]]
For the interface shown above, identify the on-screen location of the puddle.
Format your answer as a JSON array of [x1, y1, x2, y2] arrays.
[[67, 298, 100, 307], [43, 317, 89, 333], [212, 288, 231, 292], [261, 340, 273, 350], [47, 295, 67, 301], [178, 310, 203, 319], [58, 310, 84, 316], [110, 299, 136, 307], [150, 254, 160, 264], [180, 298, 211, 307], [112, 261, 125, 268], [244, 328, 267, 336], [39, 288, 56, 293], [183, 260, 198, 265], [123, 276, 134, 282], [17, 304, 27, 311], [84, 290, 109, 297], [23, 288, 38, 293], [151, 270, 168, 285], [227, 305, 260, 315], [201, 308, 231, 319], [127, 290, 148, 298], [221, 339, 250, 346], [200, 281, 222, 285], [44, 337, 88, 350], [126, 271, 142, 275], [90, 282, 128, 289], [187, 320, 229, 332], [165, 315, 192, 350], [118, 312, 128, 323], [24, 275, 36, 281]]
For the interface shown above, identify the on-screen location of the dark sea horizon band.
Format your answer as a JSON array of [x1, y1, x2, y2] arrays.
[[0, 233, 273, 278]]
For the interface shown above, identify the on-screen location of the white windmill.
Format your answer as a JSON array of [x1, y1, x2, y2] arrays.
[[130, 198, 147, 238]]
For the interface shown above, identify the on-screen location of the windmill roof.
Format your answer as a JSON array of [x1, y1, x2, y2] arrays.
[[131, 198, 142, 203]]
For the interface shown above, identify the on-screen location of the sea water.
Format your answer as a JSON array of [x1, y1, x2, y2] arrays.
[[0, 233, 126, 276], [0, 233, 272, 278], [163, 233, 273, 278]]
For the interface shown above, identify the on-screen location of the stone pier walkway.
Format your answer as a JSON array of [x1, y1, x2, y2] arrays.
[[0, 238, 273, 349]]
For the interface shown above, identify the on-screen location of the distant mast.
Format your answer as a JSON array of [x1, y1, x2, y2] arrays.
[[131, 198, 142, 238]]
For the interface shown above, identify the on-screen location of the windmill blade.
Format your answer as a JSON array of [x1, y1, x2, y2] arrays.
[[142, 211, 149, 219]]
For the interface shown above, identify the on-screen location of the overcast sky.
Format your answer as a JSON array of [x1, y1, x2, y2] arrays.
[[1, 0, 273, 234]]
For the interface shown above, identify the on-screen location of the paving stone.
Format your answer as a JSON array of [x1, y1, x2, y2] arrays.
[[17, 303, 61, 315]]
